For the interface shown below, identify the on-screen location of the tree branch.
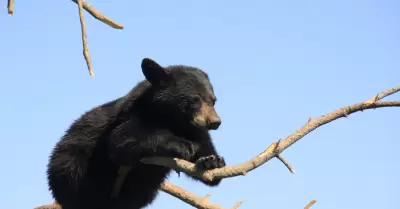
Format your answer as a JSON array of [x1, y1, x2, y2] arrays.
[[71, 0, 124, 30], [76, 0, 94, 77], [6, 0, 124, 76], [304, 200, 317, 209], [276, 154, 295, 174], [72, 0, 124, 76], [7, 0, 14, 15], [160, 182, 243, 209]]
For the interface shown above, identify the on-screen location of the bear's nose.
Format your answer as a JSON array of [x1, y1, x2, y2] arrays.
[[207, 120, 221, 130]]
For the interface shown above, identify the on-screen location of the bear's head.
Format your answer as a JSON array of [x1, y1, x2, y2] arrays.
[[141, 58, 221, 131]]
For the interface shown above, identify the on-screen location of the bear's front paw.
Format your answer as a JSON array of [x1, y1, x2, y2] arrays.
[[195, 155, 225, 170]]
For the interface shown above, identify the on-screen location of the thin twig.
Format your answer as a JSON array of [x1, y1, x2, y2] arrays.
[[203, 192, 212, 200], [7, 0, 14, 15], [76, 0, 94, 77], [276, 154, 296, 174], [304, 200, 317, 209], [369, 85, 400, 101], [71, 0, 124, 29], [230, 200, 243, 209]]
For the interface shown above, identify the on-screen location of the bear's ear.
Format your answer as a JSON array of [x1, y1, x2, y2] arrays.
[[141, 58, 169, 85]]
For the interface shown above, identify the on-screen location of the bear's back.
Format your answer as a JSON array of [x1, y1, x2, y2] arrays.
[[47, 81, 154, 209]]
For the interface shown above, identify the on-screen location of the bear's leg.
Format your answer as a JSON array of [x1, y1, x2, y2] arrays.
[[109, 129, 195, 165], [189, 140, 226, 186]]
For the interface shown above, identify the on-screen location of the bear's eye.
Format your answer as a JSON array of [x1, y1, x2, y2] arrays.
[[188, 95, 201, 110], [192, 95, 201, 104]]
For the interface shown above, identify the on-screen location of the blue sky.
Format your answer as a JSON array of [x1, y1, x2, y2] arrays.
[[1, 0, 399, 208]]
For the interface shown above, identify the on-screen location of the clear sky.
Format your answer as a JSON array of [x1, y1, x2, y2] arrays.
[[1, 0, 399, 209]]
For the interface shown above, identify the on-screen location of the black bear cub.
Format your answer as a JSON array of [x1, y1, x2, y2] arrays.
[[47, 58, 225, 209]]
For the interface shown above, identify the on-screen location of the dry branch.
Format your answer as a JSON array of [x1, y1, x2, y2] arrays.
[[160, 182, 242, 209], [72, 0, 124, 76], [7, 0, 14, 15], [76, 0, 94, 77], [71, 0, 124, 29], [6, 0, 124, 76], [276, 154, 295, 174], [304, 200, 317, 209]]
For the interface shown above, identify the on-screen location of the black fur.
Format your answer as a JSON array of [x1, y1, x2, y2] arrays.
[[47, 58, 225, 209]]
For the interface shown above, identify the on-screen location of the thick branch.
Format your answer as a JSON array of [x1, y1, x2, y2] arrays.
[[71, 0, 124, 29], [142, 85, 400, 182], [160, 181, 242, 209]]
